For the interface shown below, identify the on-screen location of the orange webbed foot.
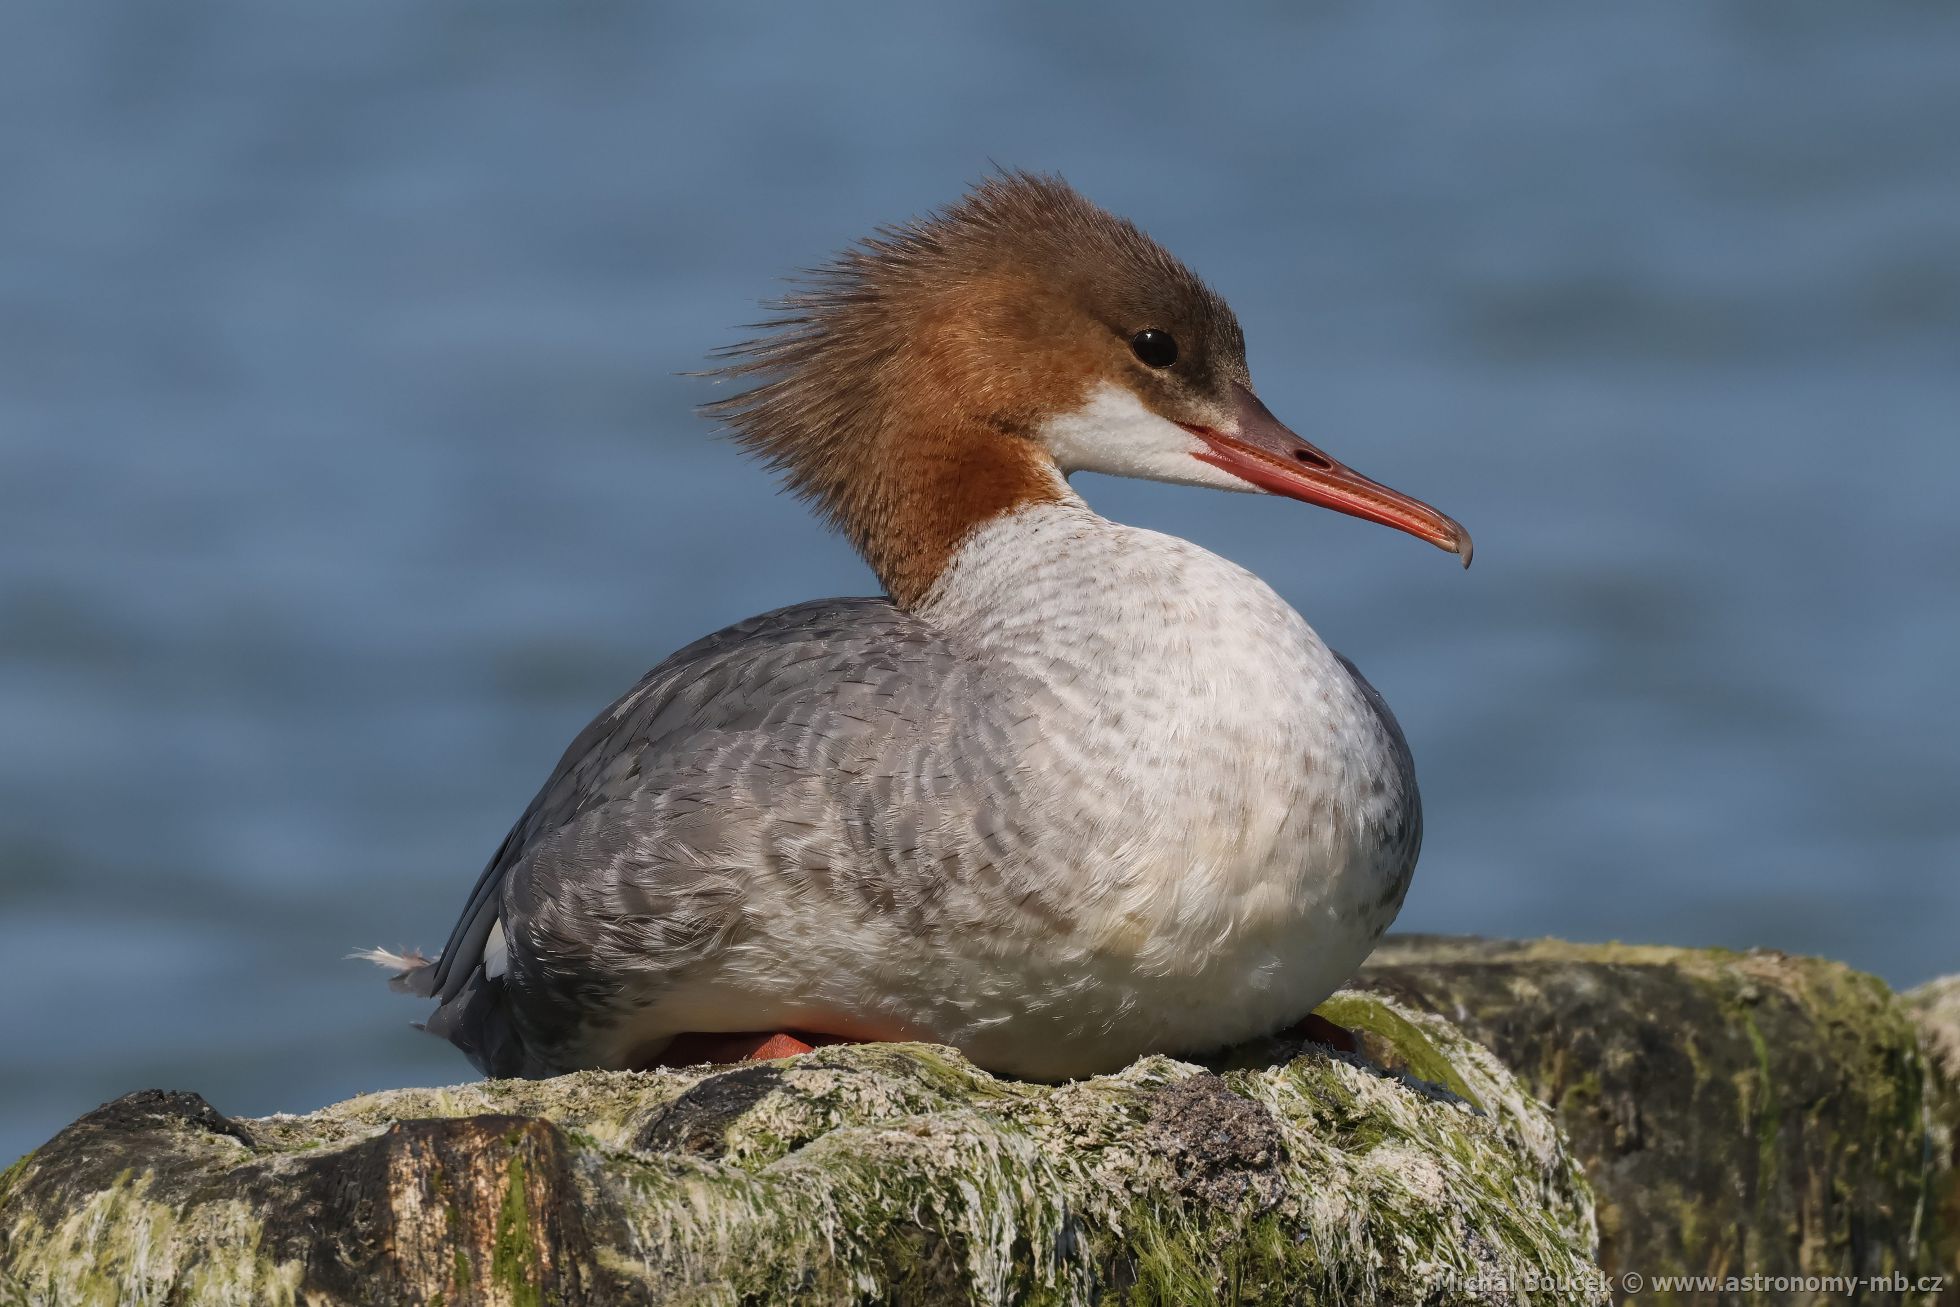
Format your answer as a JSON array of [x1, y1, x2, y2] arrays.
[[649, 1029, 852, 1068]]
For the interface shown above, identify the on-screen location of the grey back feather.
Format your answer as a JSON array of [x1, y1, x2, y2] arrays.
[[415, 597, 1021, 1074]]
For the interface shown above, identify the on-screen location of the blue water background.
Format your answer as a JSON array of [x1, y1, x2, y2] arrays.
[[4, 3, 1958, 1162]]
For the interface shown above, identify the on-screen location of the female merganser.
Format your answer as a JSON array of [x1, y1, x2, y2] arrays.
[[368, 172, 1470, 1081]]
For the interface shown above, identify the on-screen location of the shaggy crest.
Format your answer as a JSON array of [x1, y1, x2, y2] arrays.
[[702, 170, 1243, 605]]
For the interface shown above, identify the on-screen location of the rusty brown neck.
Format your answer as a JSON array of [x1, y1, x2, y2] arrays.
[[832, 414, 1066, 609]]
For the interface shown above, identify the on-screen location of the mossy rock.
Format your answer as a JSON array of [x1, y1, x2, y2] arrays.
[[12, 937, 1949, 1305], [1908, 975, 1960, 1304], [1360, 936, 1949, 1305], [0, 991, 1601, 1306]]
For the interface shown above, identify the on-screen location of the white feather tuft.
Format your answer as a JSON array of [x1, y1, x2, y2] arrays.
[[350, 946, 432, 973], [351, 946, 441, 994]]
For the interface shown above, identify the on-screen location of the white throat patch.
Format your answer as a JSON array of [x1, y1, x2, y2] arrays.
[[1039, 383, 1259, 494]]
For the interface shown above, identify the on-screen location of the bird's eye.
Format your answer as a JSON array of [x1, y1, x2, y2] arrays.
[[1130, 329, 1178, 369]]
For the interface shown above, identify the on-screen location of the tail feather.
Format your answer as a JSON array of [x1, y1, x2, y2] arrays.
[[354, 943, 528, 1078], [352, 946, 438, 997], [423, 964, 529, 1078]]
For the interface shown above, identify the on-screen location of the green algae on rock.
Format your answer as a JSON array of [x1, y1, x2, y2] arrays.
[[1908, 975, 1960, 1303], [1359, 936, 1949, 1303], [20, 936, 1949, 1305], [0, 992, 1599, 1307]]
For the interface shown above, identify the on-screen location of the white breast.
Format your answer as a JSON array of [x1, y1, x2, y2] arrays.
[[910, 499, 1420, 1076]]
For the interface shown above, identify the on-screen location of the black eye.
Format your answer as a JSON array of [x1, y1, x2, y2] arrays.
[[1130, 329, 1178, 368]]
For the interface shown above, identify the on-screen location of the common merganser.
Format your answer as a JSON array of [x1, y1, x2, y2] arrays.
[[366, 172, 1470, 1081]]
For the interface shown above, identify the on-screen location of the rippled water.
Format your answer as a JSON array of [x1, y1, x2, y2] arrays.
[[4, 3, 1957, 1162]]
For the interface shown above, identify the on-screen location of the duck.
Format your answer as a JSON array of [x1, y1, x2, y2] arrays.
[[365, 171, 1470, 1081]]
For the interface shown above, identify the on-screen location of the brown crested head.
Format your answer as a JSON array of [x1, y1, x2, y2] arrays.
[[704, 171, 1471, 609], [703, 171, 1252, 606]]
